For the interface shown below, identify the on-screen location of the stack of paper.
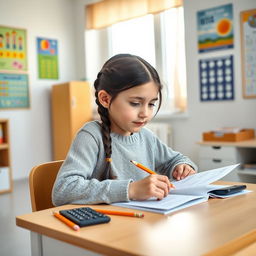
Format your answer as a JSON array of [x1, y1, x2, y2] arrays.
[[113, 164, 250, 214]]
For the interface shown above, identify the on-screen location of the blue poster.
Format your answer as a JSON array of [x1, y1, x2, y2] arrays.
[[197, 4, 234, 53], [199, 55, 234, 101], [0, 73, 29, 108]]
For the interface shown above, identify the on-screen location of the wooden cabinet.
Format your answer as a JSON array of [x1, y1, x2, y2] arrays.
[[0, 119, 12, 194], [51, 81, 93, 160]]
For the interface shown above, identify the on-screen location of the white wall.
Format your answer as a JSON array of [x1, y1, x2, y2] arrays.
[[1, 0, 255, 180], [167, 0, 256, 164], [0, 0, 78, 179]]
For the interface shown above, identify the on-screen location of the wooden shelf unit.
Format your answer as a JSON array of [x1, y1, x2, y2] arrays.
[[0, 119, 12, 194]]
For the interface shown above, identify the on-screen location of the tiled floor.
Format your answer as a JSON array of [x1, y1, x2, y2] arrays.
[[0, 179, 31, 256]]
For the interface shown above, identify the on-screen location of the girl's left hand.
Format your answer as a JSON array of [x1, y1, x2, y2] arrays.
[[172, 164, 196, 181]]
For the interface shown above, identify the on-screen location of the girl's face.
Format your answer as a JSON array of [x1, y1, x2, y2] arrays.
[[108, 81, 159, 136]]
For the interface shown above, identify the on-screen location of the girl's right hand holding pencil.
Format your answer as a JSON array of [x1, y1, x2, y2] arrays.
[[128, 174, 171, 200]]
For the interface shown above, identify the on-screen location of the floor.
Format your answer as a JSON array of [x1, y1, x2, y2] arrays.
[[0, 179, 31, 256]]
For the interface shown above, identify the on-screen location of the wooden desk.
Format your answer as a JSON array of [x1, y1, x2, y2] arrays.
[[16, 181, 256, 256]]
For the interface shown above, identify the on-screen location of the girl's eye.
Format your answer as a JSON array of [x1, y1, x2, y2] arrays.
[[149, 103, 156, 108], [129, 102, 140, 107]]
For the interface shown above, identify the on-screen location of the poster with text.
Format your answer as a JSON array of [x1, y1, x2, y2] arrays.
[[37, 37, 59, 79], [0, 73, 30, 109], [0, 26, 27, 71], [197, 4, 233, 53], [240, 9, 256, 98]]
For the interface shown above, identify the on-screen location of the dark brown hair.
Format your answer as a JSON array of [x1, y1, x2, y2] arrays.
[[94, 54, 162, 179]]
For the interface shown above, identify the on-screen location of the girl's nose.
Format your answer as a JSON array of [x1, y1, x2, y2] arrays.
[[138, 106, 149, 118]]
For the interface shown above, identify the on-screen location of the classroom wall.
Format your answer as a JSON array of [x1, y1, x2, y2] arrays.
[[0, 0, 78, 179], [167, 0, 256, 164], [1, 0, 255, 180]]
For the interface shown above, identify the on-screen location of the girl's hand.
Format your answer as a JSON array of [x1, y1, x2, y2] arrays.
[[128, 174, 170, 201], [172, 164, 196, 181]]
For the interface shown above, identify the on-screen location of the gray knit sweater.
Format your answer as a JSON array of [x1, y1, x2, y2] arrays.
[[52, 121, 197, 206]]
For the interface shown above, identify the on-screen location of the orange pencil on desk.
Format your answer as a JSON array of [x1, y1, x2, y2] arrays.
[[130, 160, 175, 188], [93, 208, 144, 218], [53, 211, 80, 231]]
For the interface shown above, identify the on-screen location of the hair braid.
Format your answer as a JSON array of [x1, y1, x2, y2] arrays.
[[94, 73, 115, 180]]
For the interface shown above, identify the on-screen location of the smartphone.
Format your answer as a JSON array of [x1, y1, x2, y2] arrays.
[[209, 185, 247, 196]]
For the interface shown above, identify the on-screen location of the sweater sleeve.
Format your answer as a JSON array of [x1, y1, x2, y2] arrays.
[[153, 135, 198, 179], [52, 130, 132, 206]]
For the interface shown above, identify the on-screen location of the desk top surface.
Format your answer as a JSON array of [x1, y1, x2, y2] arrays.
[[16, 181, 256, 256]]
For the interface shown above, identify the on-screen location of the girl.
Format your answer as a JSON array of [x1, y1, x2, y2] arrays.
[[52, 54, 197, 206]]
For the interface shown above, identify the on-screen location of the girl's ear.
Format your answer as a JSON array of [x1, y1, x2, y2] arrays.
[[98, 90, 112, 108]]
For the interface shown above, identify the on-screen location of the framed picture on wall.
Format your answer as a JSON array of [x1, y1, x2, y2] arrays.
[[240, 9, 256, 98]]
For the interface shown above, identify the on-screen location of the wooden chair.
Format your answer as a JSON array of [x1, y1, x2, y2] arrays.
[[29, 160, 64, 211]]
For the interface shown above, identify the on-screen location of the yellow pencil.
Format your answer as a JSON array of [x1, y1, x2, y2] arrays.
[[130, 160, 175, 188], [93, 208, 144, 218]]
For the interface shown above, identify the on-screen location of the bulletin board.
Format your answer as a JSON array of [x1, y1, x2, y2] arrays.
[[0, 73, 30, 109], [240, 9, 256, 98]]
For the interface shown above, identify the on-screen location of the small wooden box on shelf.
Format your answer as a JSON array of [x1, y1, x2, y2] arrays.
[[0, 119, 12, 194]]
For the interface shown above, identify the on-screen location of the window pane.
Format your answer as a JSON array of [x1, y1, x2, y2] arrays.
[[161, 7, 187, 112], [109, 15, 155, 67]]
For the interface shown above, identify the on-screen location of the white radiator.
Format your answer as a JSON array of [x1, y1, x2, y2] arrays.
[[146, 123, 173, 147]]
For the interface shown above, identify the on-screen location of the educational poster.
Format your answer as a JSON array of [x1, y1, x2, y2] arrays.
[[199, 55, 234, 101], [0, 73, 30, 109], [0, 26, 27, 71], [197, 4, 234, 53], [240, 9, 256, 98], [37, 37, 59, 79]]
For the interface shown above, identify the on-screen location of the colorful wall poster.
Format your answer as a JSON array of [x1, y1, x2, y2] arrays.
[[197, 4, 234, 53], [0, 73, 30, 109], [240, 9, 256, 98], [199, 55, 234, 101], [37, 37, 59, 79], [0, 26, 27, 71]]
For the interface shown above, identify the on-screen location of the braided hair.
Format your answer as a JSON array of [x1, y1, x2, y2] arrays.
[[94, 54, 162, 179]]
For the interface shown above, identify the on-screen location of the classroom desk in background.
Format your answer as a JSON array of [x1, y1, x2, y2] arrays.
[[16, 181, 256, 256]]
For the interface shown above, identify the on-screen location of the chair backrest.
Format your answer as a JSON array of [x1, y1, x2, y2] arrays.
[[29, 160, 64, 211]]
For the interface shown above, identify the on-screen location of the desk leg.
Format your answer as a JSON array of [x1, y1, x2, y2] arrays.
[[30, 231, 43, 256]]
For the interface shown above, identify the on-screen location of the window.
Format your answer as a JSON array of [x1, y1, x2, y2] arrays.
[[85, 6, 187, 116], [109, 15, 156, 68]]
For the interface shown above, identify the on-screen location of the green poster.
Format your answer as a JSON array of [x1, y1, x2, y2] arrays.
[[0, 26, 27, 71], [37, 37, 59, 79]]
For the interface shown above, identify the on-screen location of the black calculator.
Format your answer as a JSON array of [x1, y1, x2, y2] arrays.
[[59, 207, 111, 227]]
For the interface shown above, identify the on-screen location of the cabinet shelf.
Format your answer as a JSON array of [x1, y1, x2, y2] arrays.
[[0, 119, 12, 194], [0, 143, 9, 150]]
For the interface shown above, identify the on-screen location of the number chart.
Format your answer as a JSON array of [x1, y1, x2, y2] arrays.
[[199, 55, 234, 101]]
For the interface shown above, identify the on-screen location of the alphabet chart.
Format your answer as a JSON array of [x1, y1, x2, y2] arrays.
[[199, 55, 234, 101]]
